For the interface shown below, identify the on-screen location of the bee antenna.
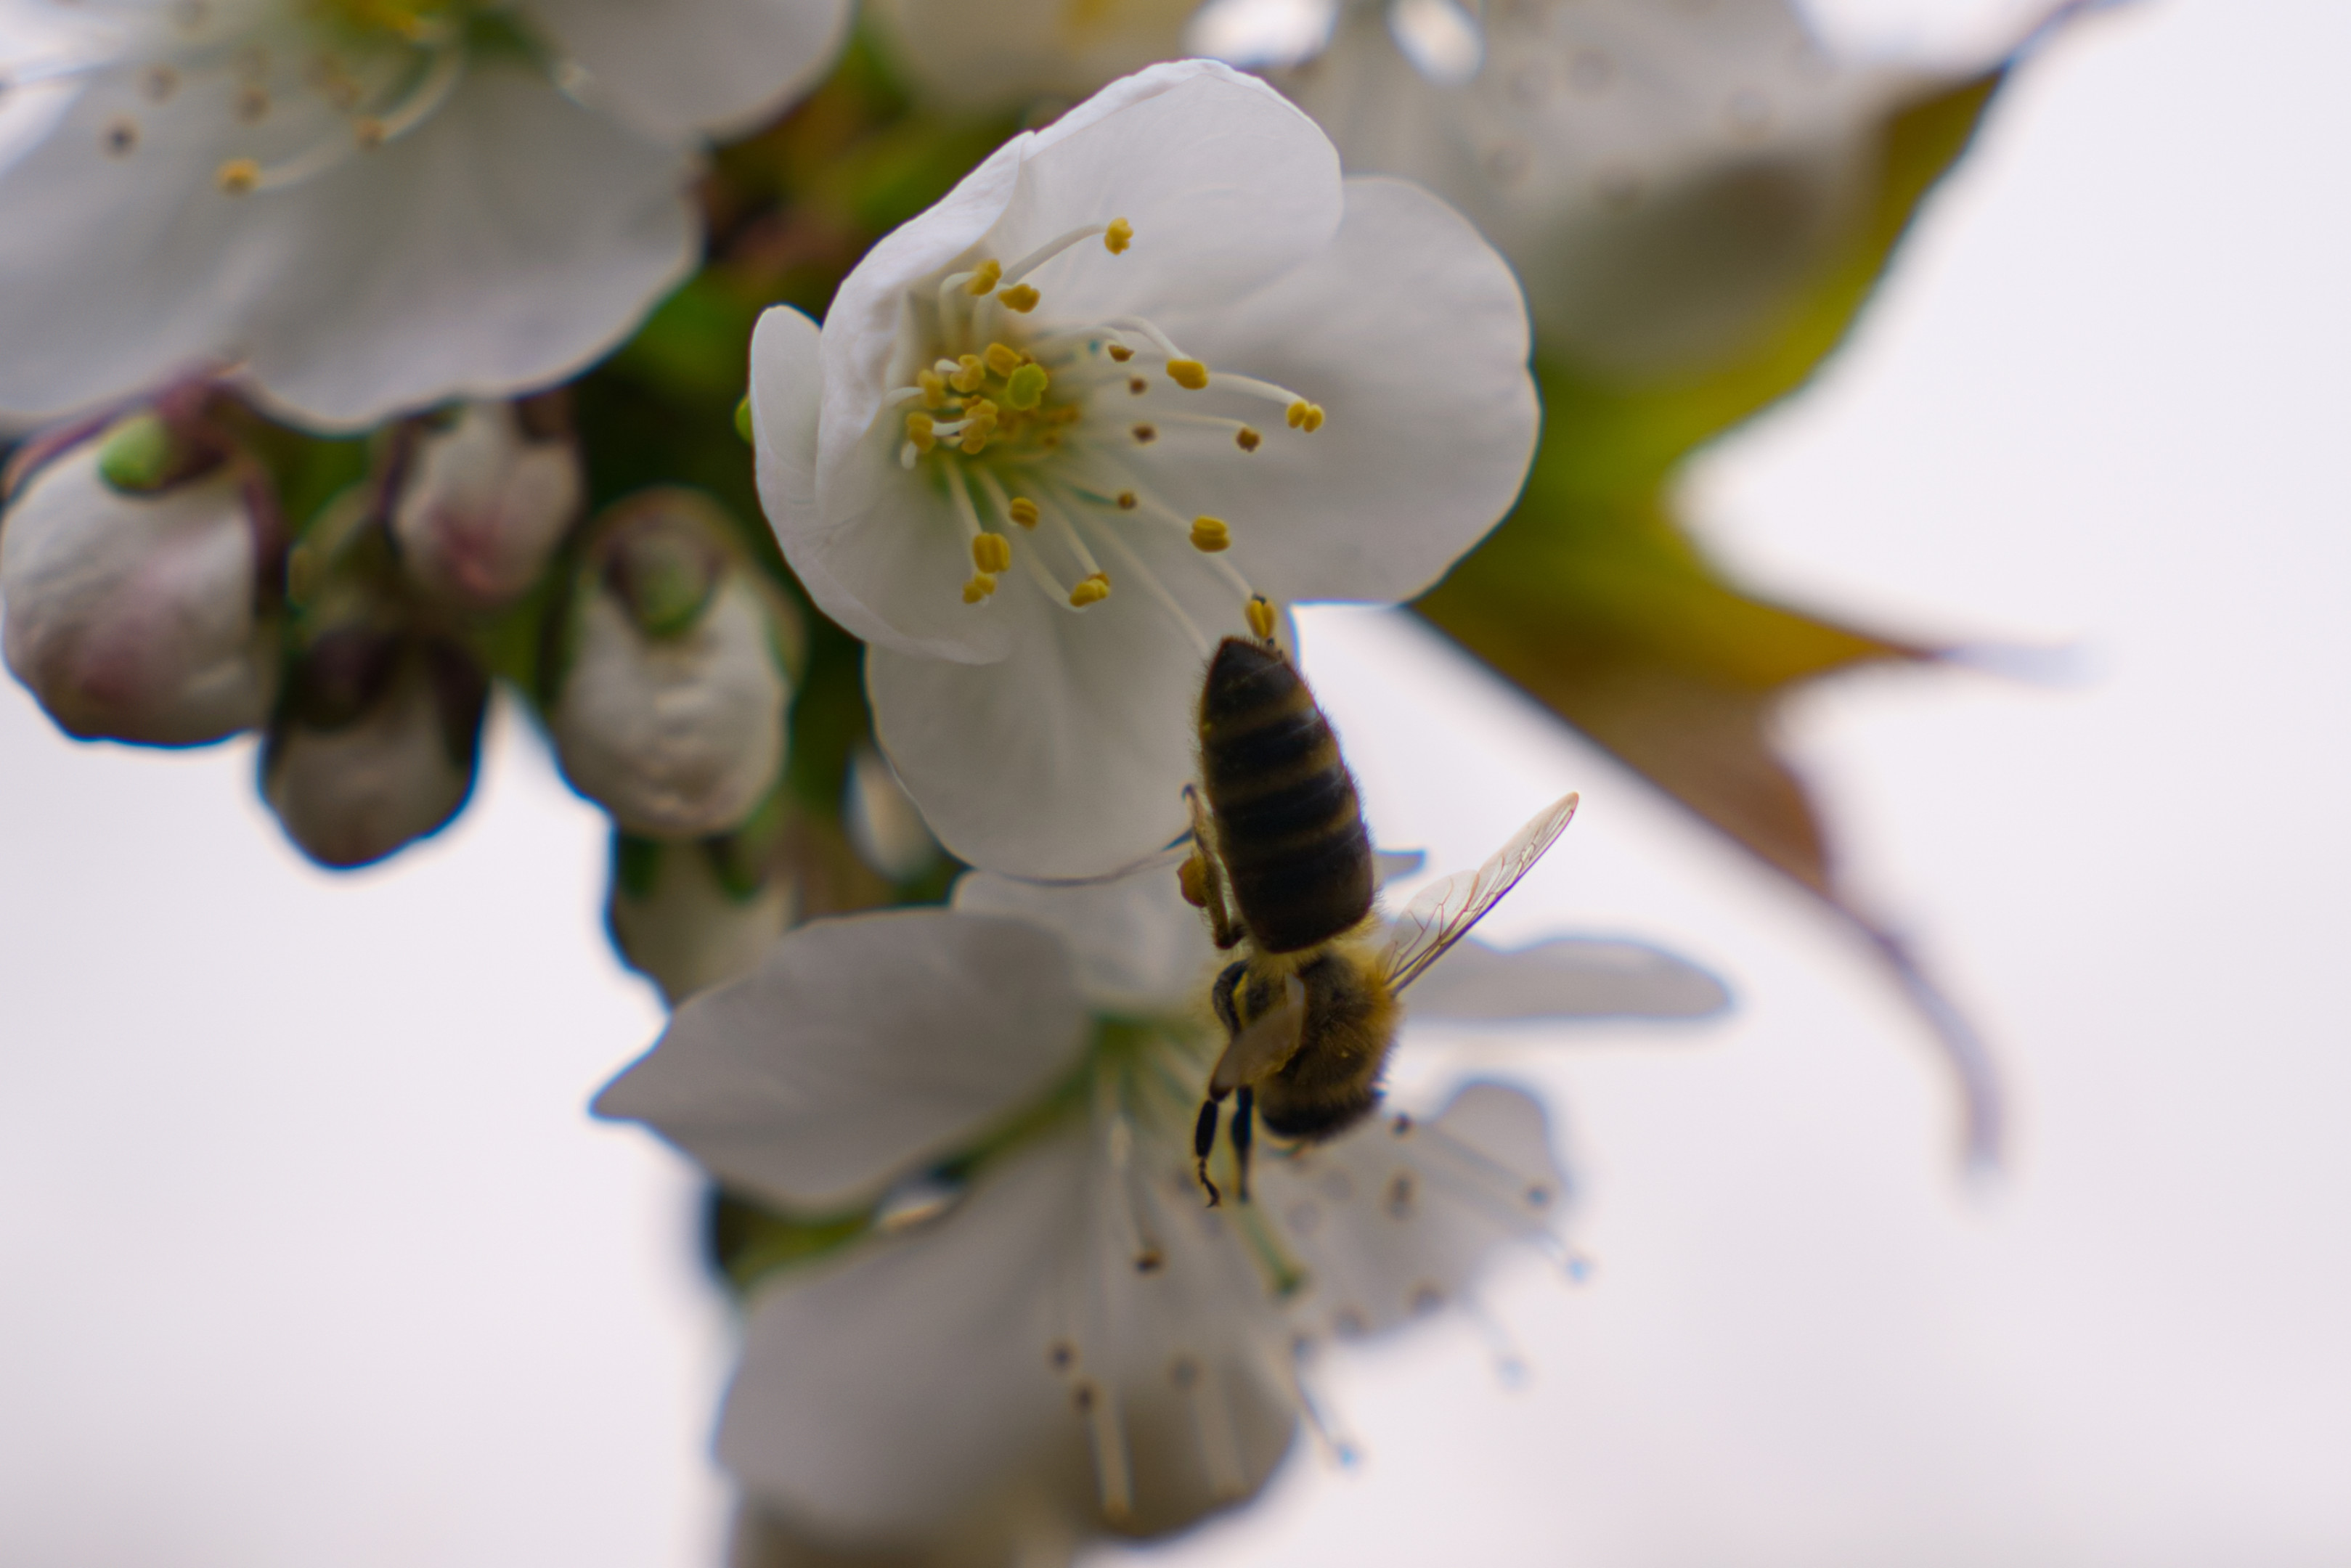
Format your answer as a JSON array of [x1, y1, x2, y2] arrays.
[[1193, 1099, 1223, 1208]]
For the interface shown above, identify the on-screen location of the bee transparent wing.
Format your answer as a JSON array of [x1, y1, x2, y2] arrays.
[[1380, 792, 1580, 994], [1209, 975, 1305, 1096]]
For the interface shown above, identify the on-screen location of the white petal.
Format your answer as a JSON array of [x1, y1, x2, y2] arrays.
[[0, 60, 695, 428], [531, 0, 851, 142], [721, 1126, 1296, 1541], [1266, 1078, 1566, 1342], [0, 446, 274, 746], [592, 910, 1090, 1210], [1138, 174, 1536, 606], [749, 306, 823, 524], [606, 838, 796, 1007], [864, 525, 1229, 878], [1403, 934, 1731, 1022], [866, 0, 1197, 112], [953, 864, 1220, 1016]]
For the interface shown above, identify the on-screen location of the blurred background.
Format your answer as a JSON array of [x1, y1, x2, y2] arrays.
[[4, 0, 2348, 1562]]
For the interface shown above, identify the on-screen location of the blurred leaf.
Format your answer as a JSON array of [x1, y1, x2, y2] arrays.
[[1420, 64, 2024, 1168]]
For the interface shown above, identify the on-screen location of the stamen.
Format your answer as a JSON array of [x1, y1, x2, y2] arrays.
[[905, 412, 937, 454], [1129, 377, 1149, 396], [1237, 427, 1262, 452], [1115, 491, 1137, 510], [984, 342, 1024, 377], [999, 220, 1124, 287], [354, 40, 465, 145], [216, 156, 259, 193], [1058, 489, 1213, 658], [1008, 497, 1040, 529], [1130, 424, 1157, 445], [963, 574, 996, 604], [1103, 315, 1192, 362], [1107, 344, 1134, 364], [1166, 359, 1210, 391], [950, 355, 985, 394], [1190, 517, 1231, 552], [1072, 1379, 1135, 1526], [1248, 596, 1278, 642], [972, 533, 1012, 574], [1069, 573, 1111, 608], [916, 369, 947, 403], [998, 284, 1042, 313], [1287, 400, 1327, 432], [1174, 1356, 1250, 1500], [963, 259, 1003, 296]]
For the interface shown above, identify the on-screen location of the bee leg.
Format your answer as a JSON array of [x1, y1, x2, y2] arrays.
[[1233, 1086, 1255, 1204], [1193, 1098, 1223, 1208], [1183, 786, 1245, 951]]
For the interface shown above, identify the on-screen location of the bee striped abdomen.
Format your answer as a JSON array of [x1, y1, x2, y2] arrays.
[[1198, 637, 1373, 953]]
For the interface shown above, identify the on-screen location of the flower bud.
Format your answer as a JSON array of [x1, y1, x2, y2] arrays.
[[388, 399, 583, 610], [844, 743, 940, 883], [550, 489, 800, 840], [1, 428, 276, 746], [607, 831, 798, 1006], [263, 629, 488, 870]]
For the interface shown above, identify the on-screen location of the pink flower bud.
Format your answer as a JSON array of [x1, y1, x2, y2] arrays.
[[389, 401, 582, 611]]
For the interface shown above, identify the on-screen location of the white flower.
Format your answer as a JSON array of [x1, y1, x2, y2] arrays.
[[548, 488, 800, 841], [1264, 0, 1950, 377], [388, 399, 582, 610], [264, 625, 486, 867], [750, 59, 1538, 879], [594, 856, 1723, 1550], [0, 417, 277, 745], [864, 0, 1196, 113], [0, 0, 851, 429]]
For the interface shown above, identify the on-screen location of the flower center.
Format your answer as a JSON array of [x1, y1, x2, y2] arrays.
[[884, 220, 1324, 650], [54, 0, 513, 196]]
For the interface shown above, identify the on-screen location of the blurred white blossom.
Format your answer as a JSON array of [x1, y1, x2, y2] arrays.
[[549, 488, 800, 841], [1269, 0, 1952, 377], [389, 398, 582, 610], [751, 60, 1536, 879], [597, 857, 1722, 1553], [0, 413, 277, 744], [865, 0, 1195, 112], [0, 0, 852, 428]]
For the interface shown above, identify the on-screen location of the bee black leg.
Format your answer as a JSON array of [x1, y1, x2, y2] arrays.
[[1192, 1098, 1223, 1208], [1233, 1087, 1255, 1205]]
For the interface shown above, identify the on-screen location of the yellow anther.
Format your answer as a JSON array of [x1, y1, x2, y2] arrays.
[[1107, 343, 1134, 363], [905, 412, 937, 454], [1189, 516, 1231, 553], [1247, 595, 1278, 642], [1131, 423, 1157, 444], [1005, 363, 1049, 411], [216, 158, 259, 194], [1167, 359, 1210, 391], [963, 573, 998, 604], [950, 355, 985, 394], [1104, 217, 1133, 255], [984, 342, 1023, 377], [965, 259, 1002, 296], [998, 284, 1041, 313], [972, 533, 1013, 574], [1115, 491, 1137, 510], [1009, 497, 1040, 529], [1128, 377, 1147, 396], [1069, 572, 1111, 608], [1285, 400, 1326, 432], [917, 369, 947, 404], [958, 400, 998, 454], [1236, 426, 1262, 452]]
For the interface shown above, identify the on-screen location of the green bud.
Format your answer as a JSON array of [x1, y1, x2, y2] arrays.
[[95, 413, 178, 494], [734, 393, 754, 444]]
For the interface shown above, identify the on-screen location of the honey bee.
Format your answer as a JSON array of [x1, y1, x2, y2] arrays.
[[1181, 632, 1579, 1205]]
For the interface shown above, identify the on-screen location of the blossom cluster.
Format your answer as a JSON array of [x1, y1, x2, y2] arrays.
[[0, 0, 2074, 1562]]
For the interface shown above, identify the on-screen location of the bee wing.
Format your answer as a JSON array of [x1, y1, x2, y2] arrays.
[[1209, 974, 1306, 1096], [1380, 792, 1581, 994]]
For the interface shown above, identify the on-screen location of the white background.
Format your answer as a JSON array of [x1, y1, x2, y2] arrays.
[[4, 0, 2347, 1562]]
